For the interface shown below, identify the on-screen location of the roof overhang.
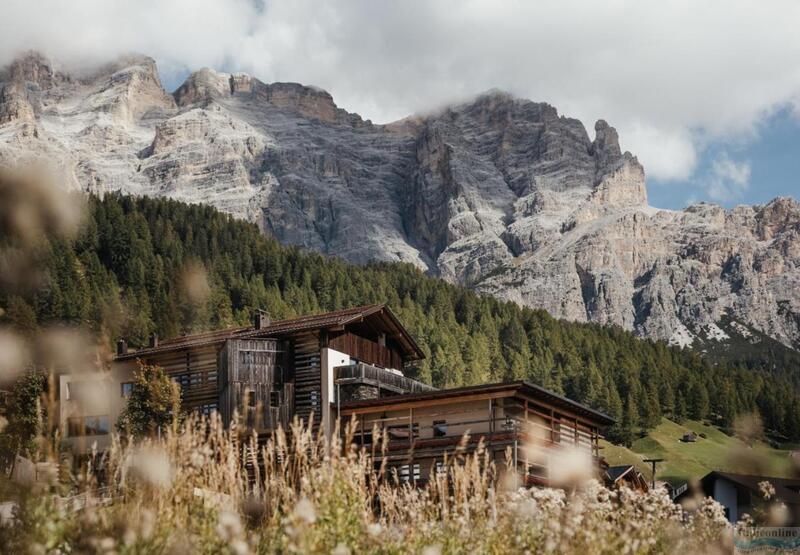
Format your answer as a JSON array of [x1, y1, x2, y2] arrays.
[[340, 380, 615, 427], [114, 304, 426, 362]]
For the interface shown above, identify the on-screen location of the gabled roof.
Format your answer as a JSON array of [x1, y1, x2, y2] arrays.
[[115, 304, 425, 361], [340, 380, 615, 426], [702, 471, 800, 504], [606, 465, 636, 483]]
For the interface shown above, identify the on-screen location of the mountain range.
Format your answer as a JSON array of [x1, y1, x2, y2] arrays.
[[1, 52, 798, 354]]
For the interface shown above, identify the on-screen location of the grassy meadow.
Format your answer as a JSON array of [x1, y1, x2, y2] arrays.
[[601, 418, 795, 485]]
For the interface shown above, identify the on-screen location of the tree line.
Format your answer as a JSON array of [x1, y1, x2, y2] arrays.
[[2, 193, 799, 445]]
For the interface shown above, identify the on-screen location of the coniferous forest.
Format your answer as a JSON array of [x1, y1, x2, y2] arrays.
[[2, 193, 799, 445]]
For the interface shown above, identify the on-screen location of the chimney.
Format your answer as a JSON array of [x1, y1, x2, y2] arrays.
[[116, 339, 127, 356], [148, 332, 159, 348], [254, 310, 271, 330]]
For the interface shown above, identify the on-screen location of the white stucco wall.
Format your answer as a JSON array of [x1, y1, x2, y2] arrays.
[[320, 347, 350, 440]]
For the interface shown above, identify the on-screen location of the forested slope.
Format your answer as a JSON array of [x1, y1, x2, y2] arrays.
[[2, 193, 799, 444]]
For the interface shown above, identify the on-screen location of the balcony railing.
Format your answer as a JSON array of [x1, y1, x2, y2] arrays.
[[346, 413, 602, 486], [334, 363, 436, 396]]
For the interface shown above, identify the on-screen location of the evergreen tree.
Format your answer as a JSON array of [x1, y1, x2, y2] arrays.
[[1, 192, 798, 444]]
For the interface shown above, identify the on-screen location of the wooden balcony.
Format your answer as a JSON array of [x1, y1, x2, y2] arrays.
[[335, 363, 436, 396]]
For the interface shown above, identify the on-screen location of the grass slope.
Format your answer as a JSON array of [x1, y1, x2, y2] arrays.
[[601, 418, 794, 485]]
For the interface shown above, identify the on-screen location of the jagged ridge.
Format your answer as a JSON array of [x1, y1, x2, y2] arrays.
[[0, 52, 798, 352]]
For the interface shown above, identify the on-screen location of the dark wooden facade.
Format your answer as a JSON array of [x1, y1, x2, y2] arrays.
[[218, 338, 291, 430], [139, 344, 221, 416], [339, 381, 613, 487], [114, 304, 423, 433], [328, 331, 403, 370], [291, 332, 322, 430]]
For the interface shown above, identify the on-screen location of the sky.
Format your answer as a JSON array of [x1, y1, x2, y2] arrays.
[[1, 0, 799, 210]]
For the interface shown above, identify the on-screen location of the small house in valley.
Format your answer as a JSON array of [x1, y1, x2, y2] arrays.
[[603, 464, 650, 492], [678, 471, 800, 525]]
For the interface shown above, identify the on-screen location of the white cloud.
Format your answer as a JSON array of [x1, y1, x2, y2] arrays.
[[706, 153, 752, 202], [1, 0, 800, 183]]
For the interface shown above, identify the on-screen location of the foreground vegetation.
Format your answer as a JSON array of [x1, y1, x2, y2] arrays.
[[1, 191, 799, 445], [1, 415, 734, 554], [0, 178, 793, 554]]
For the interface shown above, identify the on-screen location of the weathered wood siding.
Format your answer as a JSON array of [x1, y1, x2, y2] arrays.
[[329, 331, 403, 369], [292, 332, 321, 430], [219, 339, 289, 430], [342, 391, 603, 486], [144, 344, 220, 415]]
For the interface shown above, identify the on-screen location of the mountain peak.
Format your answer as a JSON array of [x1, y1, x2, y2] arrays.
[[174, 68, 237, 105], [0, 54, 796, 351], [3, 51, 59, 90]]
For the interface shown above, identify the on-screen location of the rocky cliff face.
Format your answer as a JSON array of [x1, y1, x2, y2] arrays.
[[1, 53, 798, 350]]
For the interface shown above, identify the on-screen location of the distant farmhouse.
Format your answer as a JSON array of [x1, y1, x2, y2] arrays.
[[58, 304, 617, 487], [679, 471, 800, 526]]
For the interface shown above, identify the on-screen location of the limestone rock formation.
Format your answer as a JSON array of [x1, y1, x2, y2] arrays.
[[1, 52, 798, 351]]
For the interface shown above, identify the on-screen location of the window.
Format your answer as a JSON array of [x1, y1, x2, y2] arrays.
[[245, 390, 257, 408], [355, 429, 373, 446], [397, 464, 420, 484], [269, 390, 281, 408], [388, 424, 419, 440], [174, 372, 205, 391], [67, 415, 109, 437], [198, 403, 218, 416], [121, 382, 134, 398], [433, 420, 447, 438]]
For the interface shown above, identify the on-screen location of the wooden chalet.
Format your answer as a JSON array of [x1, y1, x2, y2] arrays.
[[603, 464, 650, 492], [338, 381, 614, 487], [61, 303, 616, 490], [110, 304, 428, 441]]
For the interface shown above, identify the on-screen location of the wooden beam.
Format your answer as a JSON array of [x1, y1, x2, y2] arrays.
[[341, 390, 517, 415]]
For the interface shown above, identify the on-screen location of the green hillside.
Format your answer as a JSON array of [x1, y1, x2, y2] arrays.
[[602, 418, 795, 485], [2, 192, 800, 445]]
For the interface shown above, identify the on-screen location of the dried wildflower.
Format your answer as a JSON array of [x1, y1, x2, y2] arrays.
[[129, 445, 173, 488], [217, 510, 243, 542], [0, 328, 29, 381], [229, 538, 250, 555], [331, 543, 351, 555], [768, 502, 790, 526], [3, 414, 733, 554], [180, 261, 211, 305], [293, 497, 317, 524], [758, 480, 775, 500]]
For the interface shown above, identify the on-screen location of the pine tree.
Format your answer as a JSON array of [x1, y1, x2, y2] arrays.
[[2, 191, 798, 443]]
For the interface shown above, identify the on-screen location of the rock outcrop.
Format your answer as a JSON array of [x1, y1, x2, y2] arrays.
[[1, 52, 798, 351]]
